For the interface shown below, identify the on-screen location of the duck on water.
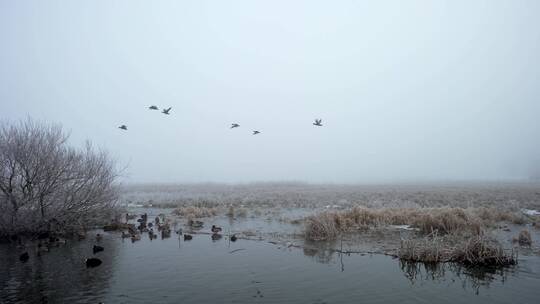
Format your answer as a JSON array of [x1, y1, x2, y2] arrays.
[[85, 258, 102, 268]]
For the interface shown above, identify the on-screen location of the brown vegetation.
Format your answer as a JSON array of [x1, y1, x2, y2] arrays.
[[534, 220, 540, 229], [120, 182, 540, 210], [304, 212, 341, 241], [302, 206, 521, 266], [513, 229, 532, 246], [399, 234, 517, 266], [225, 205, 248, 218], [304, 207, 522, 241], [172, 206, 218, 218]]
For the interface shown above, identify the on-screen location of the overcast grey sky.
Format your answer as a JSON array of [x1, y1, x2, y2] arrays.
[[1, 0, 539, 183]]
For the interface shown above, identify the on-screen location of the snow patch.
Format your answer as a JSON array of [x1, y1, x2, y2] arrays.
[[389, 225, 419, 231], [522, 209, 540, 216]]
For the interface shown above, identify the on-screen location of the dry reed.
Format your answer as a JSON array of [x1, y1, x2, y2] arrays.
[[399, 234, 517, 266], [304, 207, 521, 241], [225, 206, 248, 218], [513, 229, 532, 246], [172, 206, 218, 218]]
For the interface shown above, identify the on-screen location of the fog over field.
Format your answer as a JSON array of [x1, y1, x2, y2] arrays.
[[1, 0, 539, 183]]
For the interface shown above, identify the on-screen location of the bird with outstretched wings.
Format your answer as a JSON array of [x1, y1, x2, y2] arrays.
[[313, 119, 323, 126]]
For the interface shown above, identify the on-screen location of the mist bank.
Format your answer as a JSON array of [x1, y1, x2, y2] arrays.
[[121, 180, 540, 188]]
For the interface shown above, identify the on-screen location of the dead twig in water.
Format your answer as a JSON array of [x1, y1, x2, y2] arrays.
[[229, 248, 246, 254]]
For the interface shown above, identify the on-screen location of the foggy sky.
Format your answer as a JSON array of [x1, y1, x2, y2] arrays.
[[1, 0, 539, 183]]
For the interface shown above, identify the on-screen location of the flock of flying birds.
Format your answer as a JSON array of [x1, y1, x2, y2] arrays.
[[118, 105, 324, 134]]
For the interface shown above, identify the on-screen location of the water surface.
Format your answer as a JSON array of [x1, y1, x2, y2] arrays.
[[2, 214, 540, 303]]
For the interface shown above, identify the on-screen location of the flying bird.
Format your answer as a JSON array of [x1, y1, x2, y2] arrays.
[[118, 125, 128, 130], [313, 119, 323, 127], [162, 107, 172, 115], [148, 105, 159, 110], [253, 130, 261, 135], [230, 123, 240, 129]]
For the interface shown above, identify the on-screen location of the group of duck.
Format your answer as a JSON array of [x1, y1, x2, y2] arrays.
[[81, 213, 227, 268], [86, 235, 105, 268], [17, 212, 238, 268], [120, 212, 236, 243], [118, 105, 324, 135], [16, 231, 105, 268], [119, 213, 173, 242], [17, 232, 68, 263]]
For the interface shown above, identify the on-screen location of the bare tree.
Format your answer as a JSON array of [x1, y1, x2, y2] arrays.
[[0, 118, 119, 237]]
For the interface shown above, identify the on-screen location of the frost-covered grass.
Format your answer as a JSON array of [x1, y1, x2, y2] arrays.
[[303, 206, 531, 267], [171, 206, 219, 218], [303, 207, 526, 241], [399, 234, 517, 266], [118, 183, 537, 267], [120, 183, 539, 250], [119, 182, 540, 210]]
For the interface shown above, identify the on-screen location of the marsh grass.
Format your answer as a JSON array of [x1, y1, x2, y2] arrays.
[[172, 206, 219, 218], [399, 234, 517, 266], [236, 208, 248, 217], [121, 183, 540, 210], [304, 213, 341, 241], [398, 234, 448, 263], [513, 229, 532, 246], [226, 206, 248, 218], [303, 207, 522, 241]]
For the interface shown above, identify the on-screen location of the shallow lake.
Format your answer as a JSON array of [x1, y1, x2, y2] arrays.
[[2, 211, 540, 304]]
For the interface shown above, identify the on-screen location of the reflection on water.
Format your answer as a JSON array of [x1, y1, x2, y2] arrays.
[[399, 260, 514, 295], [0, 234, 118, 303], [303, 240, 338, 265], [301, 241, 519, 296], [2, 216, 540, 303]]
